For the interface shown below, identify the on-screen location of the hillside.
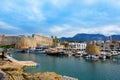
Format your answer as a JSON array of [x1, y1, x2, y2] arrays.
[[60, 33, 120, 42]]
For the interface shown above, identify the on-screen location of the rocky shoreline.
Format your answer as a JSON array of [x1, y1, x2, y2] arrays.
[[0, 60, 62, 80]]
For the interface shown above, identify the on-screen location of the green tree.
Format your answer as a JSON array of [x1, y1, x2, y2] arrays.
[[51, 36, 60, 47]]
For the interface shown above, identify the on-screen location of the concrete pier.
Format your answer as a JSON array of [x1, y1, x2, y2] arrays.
[[62, 76, 78, 80], [5, 55, 38, 67]]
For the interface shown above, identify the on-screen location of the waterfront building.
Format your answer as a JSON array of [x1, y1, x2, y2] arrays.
[[69, 42, 87, 50], [86, 41, 100, 55], [98, 36, 120, 51], [0, 34, 53, 49], [100, 40, 120, 51]]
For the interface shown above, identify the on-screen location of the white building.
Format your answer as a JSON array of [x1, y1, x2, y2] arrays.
[[69, 42, 87, 50]]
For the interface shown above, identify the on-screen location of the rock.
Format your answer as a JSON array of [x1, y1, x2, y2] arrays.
[[0, 60, 62, 80], [22, 72, 62, 80]]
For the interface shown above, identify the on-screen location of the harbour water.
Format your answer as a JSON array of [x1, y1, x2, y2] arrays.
[[11, 52, 120, 80]]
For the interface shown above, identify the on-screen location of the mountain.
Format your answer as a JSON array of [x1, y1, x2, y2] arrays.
[[111, 35, 120, 40], [60, 33, 120, 42]]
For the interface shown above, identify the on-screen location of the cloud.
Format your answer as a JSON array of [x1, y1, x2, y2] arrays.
[[0, 21, 27, 35], [82, 0, 120, 7], [83, 0, 97, 5], [49, 0, 71, 8], [99, 25, 120, 35], [50, 24, 70, 33], [0, 0, 45, 21], [0, 21, 20, 30], [24, 0, 46, 21], [49, 24, 120, 37], [0, 0, 120, 37]]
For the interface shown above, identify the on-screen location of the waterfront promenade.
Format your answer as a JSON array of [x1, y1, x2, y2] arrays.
[[6, 55, 38, 67]]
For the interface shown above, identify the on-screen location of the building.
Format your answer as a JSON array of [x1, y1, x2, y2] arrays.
[[98, 36, 120, 51], [69, 42, 87, 50], [100, 40, 120, 51], [86, 41, 100, 55], [0, 34, 53, 49]]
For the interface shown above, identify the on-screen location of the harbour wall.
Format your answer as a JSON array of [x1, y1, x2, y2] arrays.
[[0, 34, 53, 49]]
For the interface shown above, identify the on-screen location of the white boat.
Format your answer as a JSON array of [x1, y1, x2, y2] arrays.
[[111, 51, 118, 56], [29, 46, 45, 53], [91, 55, 99, 60], [74, 54, 83, 57]]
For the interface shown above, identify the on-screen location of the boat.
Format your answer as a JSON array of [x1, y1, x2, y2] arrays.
[[28, 46, 46, 54], [45, 48, 64, 56], [74, 53, 83, 58], [99, 55, 106, 59], [111, 51, 118, 56], [85, 54, 99, 60]]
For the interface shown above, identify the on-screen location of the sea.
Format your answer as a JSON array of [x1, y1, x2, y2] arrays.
[[11, 52, 120, 80]]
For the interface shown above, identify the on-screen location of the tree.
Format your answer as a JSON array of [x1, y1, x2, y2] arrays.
[[51, 36, 60, 47]]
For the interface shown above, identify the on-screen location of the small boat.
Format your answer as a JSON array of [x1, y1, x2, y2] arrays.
[[99, 54, 106, 59], [74, 54, 83, 57], [111, 51, 118, 56], [28, 46, 45, 54], [91, 55, 99, 60], [45, 48, 64, 56], [85, 54, 99, 60]]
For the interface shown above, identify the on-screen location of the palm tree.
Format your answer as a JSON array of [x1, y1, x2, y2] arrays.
[[51, 36, 60, 47]]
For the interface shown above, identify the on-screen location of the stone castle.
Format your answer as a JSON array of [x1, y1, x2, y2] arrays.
[[86, 41, 100, 55], [0, 34, 53, 49]]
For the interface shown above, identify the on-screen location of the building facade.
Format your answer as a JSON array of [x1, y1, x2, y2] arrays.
[[69, 42, 87, 50], [0, 34, 53, 49], [99, 40, 120, 51]]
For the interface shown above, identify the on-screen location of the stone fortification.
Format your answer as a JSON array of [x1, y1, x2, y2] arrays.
[[0, 35, 20, 46], [0, 34, 53, 49], [86, 41, 100, 55], [32, 34, 53, 46], [15, 36, 37, 49]]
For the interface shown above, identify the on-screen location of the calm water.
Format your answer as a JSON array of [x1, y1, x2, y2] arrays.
[[11, 52, 120, 80]]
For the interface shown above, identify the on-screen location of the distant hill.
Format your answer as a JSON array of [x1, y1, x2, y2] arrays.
[[60, 33, 120, 42]]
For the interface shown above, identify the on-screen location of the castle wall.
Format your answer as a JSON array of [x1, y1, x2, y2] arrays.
[[0, 34, 53, 49], [0, 35, 4, 45], [15, 36, 37, 49], [32, 34, 53, 46]]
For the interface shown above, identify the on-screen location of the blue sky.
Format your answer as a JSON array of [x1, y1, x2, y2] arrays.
[[0, 0, 120, 37]]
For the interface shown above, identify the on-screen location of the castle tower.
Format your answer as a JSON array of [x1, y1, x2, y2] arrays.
[[86, 41, 100, 55]]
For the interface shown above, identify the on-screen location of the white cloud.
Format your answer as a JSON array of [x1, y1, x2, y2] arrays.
[[82, 0, 120, 7], [83, 0, 97, 5], [50, 24, 70, 33], [99, 25, 120, 35], [0, 21, 20, 30], [0, 21, 26, 35], [49, 0, 71, 8], [25, 0, 46, 21], [76, 25, 120, 36], [0, 0, 45, 21], [49, 24, 120, 37]]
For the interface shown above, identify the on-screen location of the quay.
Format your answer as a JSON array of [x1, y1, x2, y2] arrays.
[[5, 55, 38, 67], [62, 76, 78, 80]]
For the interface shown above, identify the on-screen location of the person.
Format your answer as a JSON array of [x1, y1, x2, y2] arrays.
[[1, 51, 4, 60], [6, 53, 11, 57]]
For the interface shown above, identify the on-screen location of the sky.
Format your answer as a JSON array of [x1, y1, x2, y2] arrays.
[[0, 0, 120, 37]]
